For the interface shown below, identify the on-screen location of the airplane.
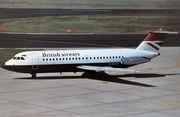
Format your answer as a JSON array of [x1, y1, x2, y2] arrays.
[[1, 29, 179, 78]]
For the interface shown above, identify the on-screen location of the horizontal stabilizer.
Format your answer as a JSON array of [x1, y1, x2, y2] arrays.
[[77, 65, 140, 73], [149, 30, 179, 34]]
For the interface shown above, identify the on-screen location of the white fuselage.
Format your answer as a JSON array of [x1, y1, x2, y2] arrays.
[[2, 48, 158, 74]]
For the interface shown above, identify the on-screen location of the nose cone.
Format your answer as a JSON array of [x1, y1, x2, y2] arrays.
[[1, 62, 29, 73], [1, 63, 8, 70], [1, 60, 14, 70], [1, 63, 5, 68], [1, 62, 17, 72], [1, 62, 13, 71]]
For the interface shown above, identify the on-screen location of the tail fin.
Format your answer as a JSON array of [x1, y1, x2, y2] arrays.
[[136, 30, 179, 53]]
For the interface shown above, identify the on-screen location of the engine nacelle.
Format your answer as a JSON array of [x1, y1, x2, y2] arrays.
[[121, 57, 150, 65]]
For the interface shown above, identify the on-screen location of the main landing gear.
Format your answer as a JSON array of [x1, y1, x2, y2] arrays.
[[89, 71, 107, 79]]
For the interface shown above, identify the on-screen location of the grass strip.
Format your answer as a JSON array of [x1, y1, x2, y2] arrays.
[[0, 13, 179, 34]]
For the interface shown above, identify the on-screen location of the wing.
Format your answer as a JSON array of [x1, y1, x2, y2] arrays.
[[77, 65, 140, 73]]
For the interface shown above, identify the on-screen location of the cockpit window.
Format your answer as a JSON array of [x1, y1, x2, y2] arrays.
[[12, 54, 26, 60], [21, 57, 25, 60], [13, 56, 25, 60], [13, 57, 17, 60]]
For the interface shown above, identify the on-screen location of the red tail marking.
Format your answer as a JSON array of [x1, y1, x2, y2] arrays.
[[144, 30, 168, 41]]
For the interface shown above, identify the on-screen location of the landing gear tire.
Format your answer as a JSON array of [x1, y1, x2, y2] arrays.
[[89, 71, 97, 77], [31, 73, 36, 78], [89, 71, 106, 79]]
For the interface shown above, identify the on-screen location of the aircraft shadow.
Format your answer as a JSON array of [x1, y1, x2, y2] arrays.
[[114, 73, 166, 78], [15, 76, 83, 80], [15, 72, 180, 87], [82, 73, 157, 87]]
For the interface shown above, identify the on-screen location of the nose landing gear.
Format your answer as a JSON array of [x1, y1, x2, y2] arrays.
[[31, 73, 36, 78]]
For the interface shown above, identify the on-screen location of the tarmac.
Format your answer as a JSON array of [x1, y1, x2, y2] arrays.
[[0, 47, 180, 117], [0, 33, 180, 48], [1, 9, 180, 19]]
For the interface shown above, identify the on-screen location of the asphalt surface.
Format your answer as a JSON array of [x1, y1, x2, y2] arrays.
[[0, 47, 180, 116], [0, 9, 180, 48], [0, 8, 180, 19], [0, 33, 179, 48]]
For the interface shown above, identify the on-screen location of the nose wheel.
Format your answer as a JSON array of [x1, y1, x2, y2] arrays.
[[31, 73, 36, 78]]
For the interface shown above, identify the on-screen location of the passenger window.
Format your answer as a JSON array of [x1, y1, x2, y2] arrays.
[[56, 58, 58, 60]]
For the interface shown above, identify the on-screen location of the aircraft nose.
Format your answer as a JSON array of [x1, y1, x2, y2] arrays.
[[1, 63, 13, 71], [1, 63, 10, 70], [1, 63, 6, 69]]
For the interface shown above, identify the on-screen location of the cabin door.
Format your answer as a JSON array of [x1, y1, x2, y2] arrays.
[[32, 53, 39, 69]]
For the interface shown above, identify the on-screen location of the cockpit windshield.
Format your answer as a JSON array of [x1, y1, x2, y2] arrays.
[[12, 56, 25, 60], [21, 57, 25, 60]]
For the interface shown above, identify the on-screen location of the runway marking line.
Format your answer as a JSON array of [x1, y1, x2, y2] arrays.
[[163, 100, 180, 107]]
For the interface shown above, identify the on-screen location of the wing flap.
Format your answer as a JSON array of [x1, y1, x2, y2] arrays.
[[77, 65, 139, 73]]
